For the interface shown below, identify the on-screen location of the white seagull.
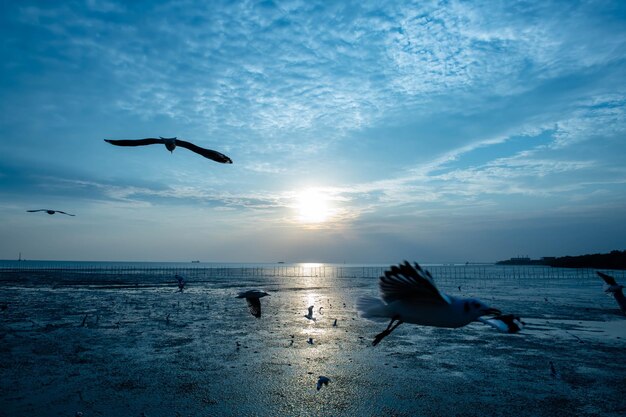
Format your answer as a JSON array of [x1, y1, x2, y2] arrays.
[[236, 290, 270, 318], [357, 261, 508, 346], [597, 272, 626, 315], [304, 305, 315, 321], [104, 137, 233, 164], [27, 209, 75, 216]]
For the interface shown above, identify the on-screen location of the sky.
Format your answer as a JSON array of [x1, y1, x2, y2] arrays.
[[1, 0, 625, 263]]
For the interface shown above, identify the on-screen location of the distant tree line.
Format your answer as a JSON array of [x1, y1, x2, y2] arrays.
[[546, 250, 626, 269], [497, 250, 626, 269]]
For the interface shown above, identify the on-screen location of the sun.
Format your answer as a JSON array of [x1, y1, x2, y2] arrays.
[[296, 189, 331, 224]]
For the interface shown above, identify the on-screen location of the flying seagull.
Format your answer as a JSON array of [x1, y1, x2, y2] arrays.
[[27, 209, 75, 216], [316, 376, 331, 391], [236, 290, 270, 318], [304, 305, 315, 321], [175, 274, 186, 292], [597, 272, 626, 315], [357, 261, 509, 346], [104, 137, 233, 164]]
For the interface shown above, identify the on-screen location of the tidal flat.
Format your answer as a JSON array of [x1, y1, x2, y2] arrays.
[[1, 266, 625, 416]]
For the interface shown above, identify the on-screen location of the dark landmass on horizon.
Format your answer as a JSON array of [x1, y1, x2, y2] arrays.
[[496, 250, 626, 270]]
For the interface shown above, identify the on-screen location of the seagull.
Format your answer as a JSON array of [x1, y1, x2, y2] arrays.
[[304, 305, 316, 321], [478, 314, 525, 333], [236, 290, 270, 318], [175, 274, 186, 292], [317, 376, 331, 391], [549, 361, 560, 379], [27, 209, 75, 216], [357, 261, 506, 346], [104, 137, 233, 164], [597, 272, 626, 314]]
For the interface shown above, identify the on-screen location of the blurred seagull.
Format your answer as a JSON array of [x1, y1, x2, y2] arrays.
[[236, 290, 270, 318], [597, 272, 626, 315], [104, 137, 233, 164], [478, 314, 525, 333], [317, 376, 331, 391], [27, 209, 75, 216], [549, 361, 560, 379], [307, 337, 314, 345], [304, 305, 316, 321], [357, 261, 507, 346], [175, 274, 186, 292], [332, 318, 337, 327]]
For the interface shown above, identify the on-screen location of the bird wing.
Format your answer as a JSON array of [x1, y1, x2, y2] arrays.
[[175, 140, 233, 163], [104, 138, 163, 146], [308, 305, 314, 315], [56, 211, 75, 216], [597, 272, 618, 286], [27, 209, 47, 212], [379, 261, 451, 304], [246, 297, 262, 318]]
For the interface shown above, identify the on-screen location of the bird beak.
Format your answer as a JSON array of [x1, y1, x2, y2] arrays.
[[481, 307, 501, 316]]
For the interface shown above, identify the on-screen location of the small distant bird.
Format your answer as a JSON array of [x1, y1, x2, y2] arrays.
[[317, 376, 331, 391], [304, 305, 315, 321], [27, 209, 75, 216], [357, 261, 506, 346], [597, 272, 626, 315], [549, 361, 560, 379], [307, 337, 314, 345], [332, 318, 337, 327], [318, 306, 324, 315], [175, 274, 186, 292], [478, 314, 525, 333], [104, 137, 232, 164], [236, 290, 270, 318]]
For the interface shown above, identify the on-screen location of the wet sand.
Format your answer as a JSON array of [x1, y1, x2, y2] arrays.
[[1, 270, 625, 416]]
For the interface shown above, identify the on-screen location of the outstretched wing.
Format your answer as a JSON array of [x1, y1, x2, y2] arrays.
[[104, 138, 163, 146], [246, 297, 262, 318], [379, 261, 450, 304], [55, 211, 75, 216], [597, 272, 618, 286], [175, 140, 233, 164], [27, 209, 47, 213]]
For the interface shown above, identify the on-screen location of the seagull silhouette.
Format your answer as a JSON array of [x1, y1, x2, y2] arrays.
[[597, 271, 626, 314], [175, 274, 186, 292], [304, 305, 315, 321], [358, 261, 506, 346], [317, 376, 331, 391], [236, 290, 270, 318], [27, 209, 75, 216], [104, 137, 232, 164]]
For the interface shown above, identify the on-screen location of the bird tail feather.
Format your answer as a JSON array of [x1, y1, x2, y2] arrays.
[[356, 296, 388, 321]]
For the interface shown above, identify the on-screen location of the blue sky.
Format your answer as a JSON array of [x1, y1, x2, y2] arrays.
[[1, 0, 625, 262]]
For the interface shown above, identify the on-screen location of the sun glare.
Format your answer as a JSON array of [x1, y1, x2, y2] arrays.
[[296, 189, 331, 224]]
